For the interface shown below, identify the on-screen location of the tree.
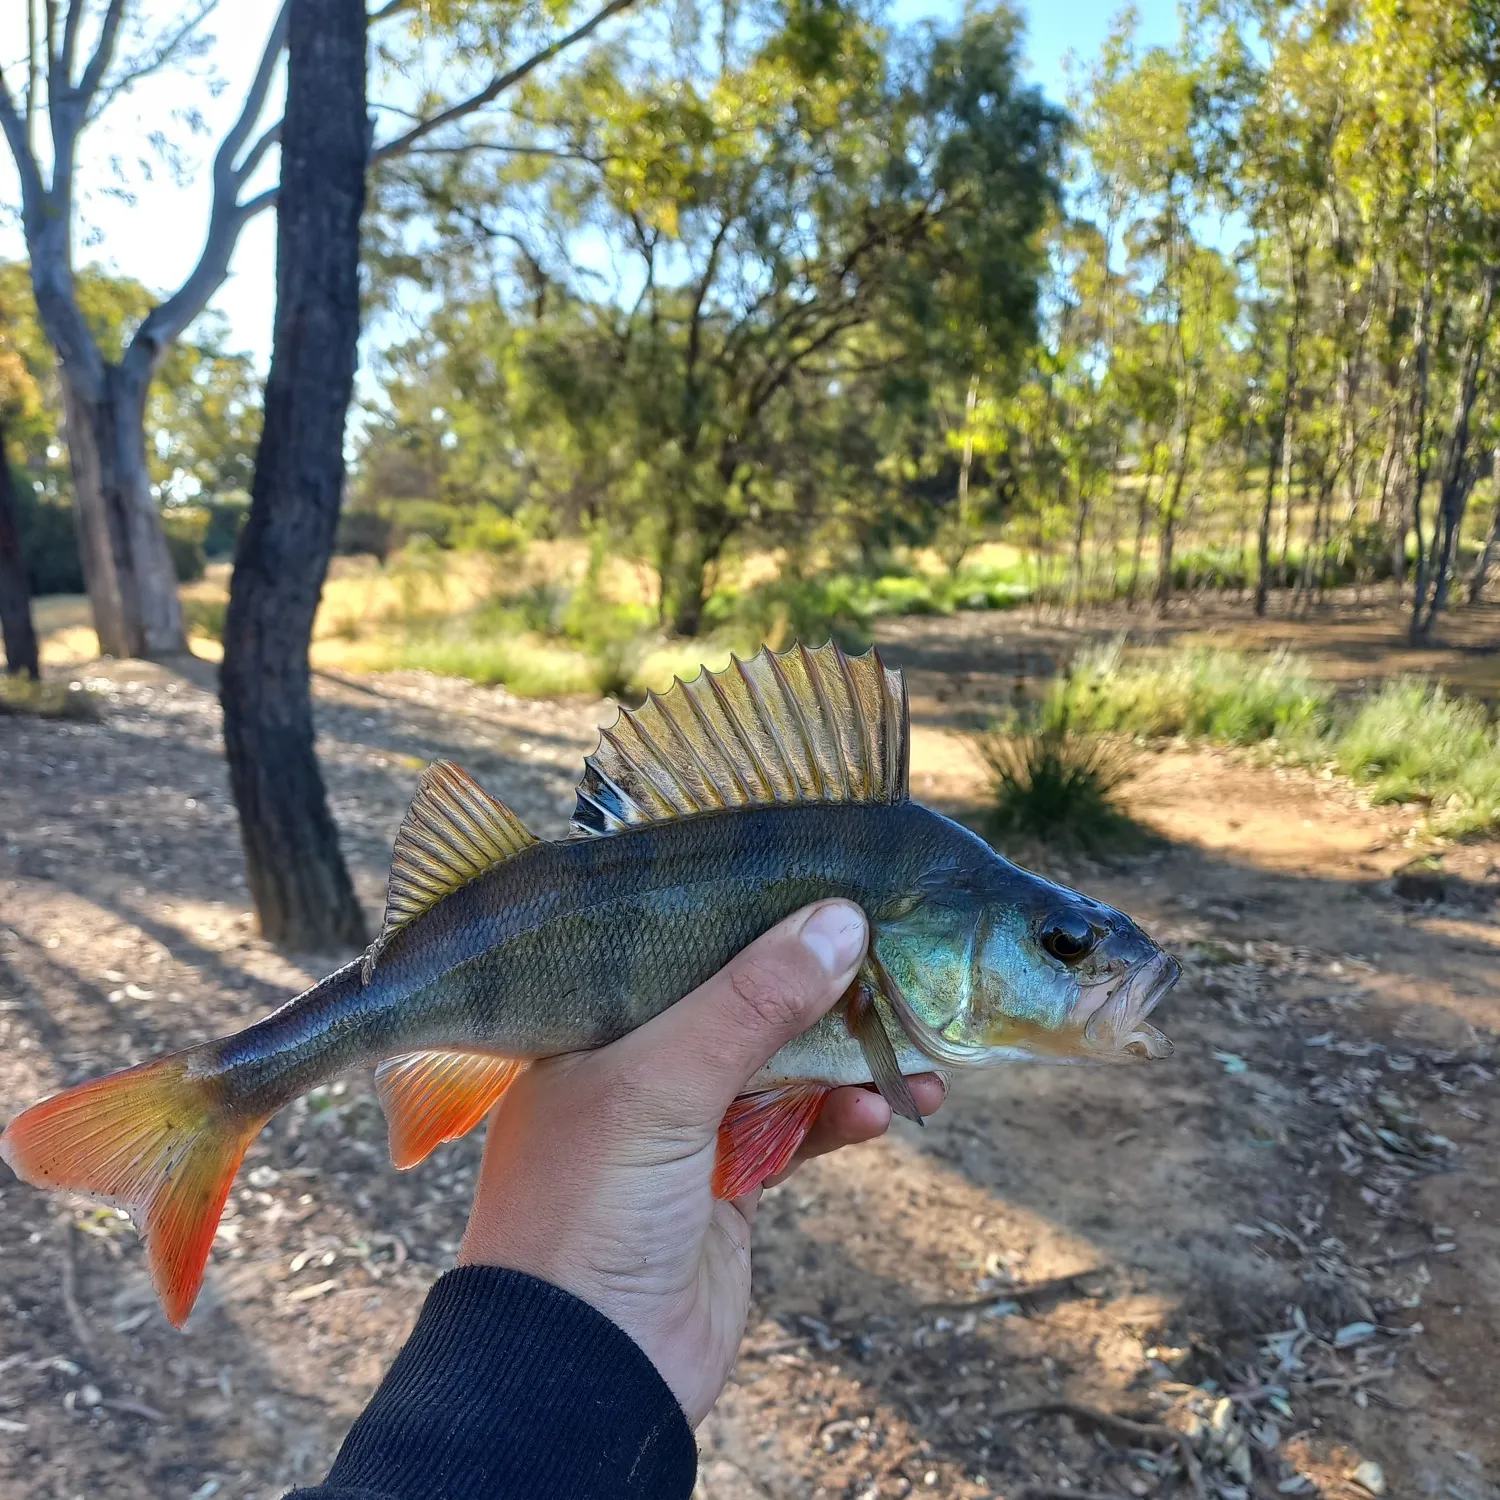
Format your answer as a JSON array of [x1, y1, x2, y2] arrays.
[[371, 0, 1062, 635], [219, 0, 369, 952], [0, 0, 645, 662], [0, 2, 288, 657], [0, 315, 43, 677]]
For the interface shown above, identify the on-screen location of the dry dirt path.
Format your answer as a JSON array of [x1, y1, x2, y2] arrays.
[[0, 637, 1495, 1500]]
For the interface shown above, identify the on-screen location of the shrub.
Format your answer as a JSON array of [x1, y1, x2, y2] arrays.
[[976, 708, 1140, 854], [161, 508, 207, 583], [337, 506, 397, 562], [202, 497, 249, 560], [16, 487, 84, 595], [182, 597, 227, 643]]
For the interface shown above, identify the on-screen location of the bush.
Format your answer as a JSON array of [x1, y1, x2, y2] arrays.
[[161, 508, 207, 583], [337, 506, 397, 562], [16, 487, 84, 595], [976, 708, 1140, 854], [182, 597, 227, 642], [202, 496, 249, 560], [1059, 642, 1334, 746]]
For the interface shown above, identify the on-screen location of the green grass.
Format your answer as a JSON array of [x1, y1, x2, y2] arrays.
[[1042, 644, 1500, 839], [0, 675, 102, 720], [703, 564, 1034, 651], [378, 629, 602, 697], [1056, 642, 1334, 747], [1335, 679, 1500, 836], [976, 708, 1142, 854]]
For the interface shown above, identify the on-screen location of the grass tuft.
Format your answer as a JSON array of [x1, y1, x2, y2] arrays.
[[0, 675, 102, 720], [1335, 678, 1500, 836], [976, 707, 1141, 854]]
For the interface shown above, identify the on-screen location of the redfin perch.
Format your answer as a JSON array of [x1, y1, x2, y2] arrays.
[[0, 643, 1178, 1326]]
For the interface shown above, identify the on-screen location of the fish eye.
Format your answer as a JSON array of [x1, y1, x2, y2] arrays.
[[1040, 912, 1097, 965]]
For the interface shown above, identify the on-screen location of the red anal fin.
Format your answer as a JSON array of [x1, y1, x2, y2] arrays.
[[376, 1051, 526, 1170], [713, 1084, 829, 1200]]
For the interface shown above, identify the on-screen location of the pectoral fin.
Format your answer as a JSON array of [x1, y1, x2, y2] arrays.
[[713, 1084, 830, 1200], [376, 1050, 527, 1170], [846, 969, 925, 1125]]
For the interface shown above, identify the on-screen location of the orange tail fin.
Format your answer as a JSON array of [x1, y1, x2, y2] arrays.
[[0, 1054, 265, 1328]]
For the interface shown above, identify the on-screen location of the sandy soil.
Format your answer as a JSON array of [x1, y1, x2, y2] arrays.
[[0, 613, 1496, 1500]]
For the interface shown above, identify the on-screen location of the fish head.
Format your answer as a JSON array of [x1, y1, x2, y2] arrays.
[[872, 855, 1178, 1068]]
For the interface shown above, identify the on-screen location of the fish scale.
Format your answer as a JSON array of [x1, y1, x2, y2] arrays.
[[0, 641, 1178, 1326]]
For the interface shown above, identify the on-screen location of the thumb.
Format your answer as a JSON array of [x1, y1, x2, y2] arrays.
[[614, 900, 868, 1128]]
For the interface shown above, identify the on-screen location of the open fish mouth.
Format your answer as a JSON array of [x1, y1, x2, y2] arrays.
[[1080, 949, 1179, 1059]]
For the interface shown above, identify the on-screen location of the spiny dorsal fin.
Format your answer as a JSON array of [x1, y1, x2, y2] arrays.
[[570, 641, 908, 835], [364, 763, 537, 980]]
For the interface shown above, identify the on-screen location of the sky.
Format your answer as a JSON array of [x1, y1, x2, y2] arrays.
[[0, 0, 1180, 375]]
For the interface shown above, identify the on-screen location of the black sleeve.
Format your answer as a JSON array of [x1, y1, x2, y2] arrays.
[[285, 1265, 698, 1500]]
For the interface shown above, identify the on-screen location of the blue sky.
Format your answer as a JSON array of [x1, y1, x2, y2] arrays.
[[0, 0, 1179, 373]]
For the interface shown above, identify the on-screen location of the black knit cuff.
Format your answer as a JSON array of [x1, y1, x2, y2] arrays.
[[289, 1265, 697, 1500]]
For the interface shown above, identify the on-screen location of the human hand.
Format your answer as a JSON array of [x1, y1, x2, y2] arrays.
[[457, 899, 946, 1425]]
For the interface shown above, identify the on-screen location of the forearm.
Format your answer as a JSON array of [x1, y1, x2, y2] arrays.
[[286, 1266, 697, 1500]]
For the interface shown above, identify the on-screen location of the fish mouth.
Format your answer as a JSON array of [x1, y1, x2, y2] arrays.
[[1078, 949, 1179, 1060]]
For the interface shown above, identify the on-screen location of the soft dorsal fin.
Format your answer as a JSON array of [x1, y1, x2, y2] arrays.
[[364, 763, 537, 980], [571, 641, 908, 836]]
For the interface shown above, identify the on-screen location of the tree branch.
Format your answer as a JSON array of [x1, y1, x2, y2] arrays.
[[60, 0, 84, 82], [217, 1, 288, 178], [75, 0, 127, 107], [0, 68, 46, 219], [89, 0, 220, 123], [123, 5, 288, 375], [372, 0, 640, 162], [369, 0, 416, 18], [235, 119, 282, 185]]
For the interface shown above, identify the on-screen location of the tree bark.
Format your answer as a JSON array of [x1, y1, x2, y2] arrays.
[[58, 362, 186, 657], [220, 0, 369, 952], [0, 411, 39, 678], [1414, 265, 1496, 641], [1469, 448, 1500, 604]]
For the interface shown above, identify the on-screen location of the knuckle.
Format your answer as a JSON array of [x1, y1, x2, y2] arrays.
[[729, 954, 809, 1036]]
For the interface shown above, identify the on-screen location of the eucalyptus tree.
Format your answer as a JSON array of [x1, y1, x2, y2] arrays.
[[0, 0, 644, 660], [375, 0, 1062, 634]]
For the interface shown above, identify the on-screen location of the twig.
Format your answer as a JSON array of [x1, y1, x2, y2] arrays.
[[101, 1398, 165, 1423], [58, 1223, 94, 1351], [999, 1401, 1206, 1500], [921, 1268, 1113, 1313]]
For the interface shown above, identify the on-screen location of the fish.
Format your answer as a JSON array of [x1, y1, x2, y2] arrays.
[[0, 641, 1179, 1327]]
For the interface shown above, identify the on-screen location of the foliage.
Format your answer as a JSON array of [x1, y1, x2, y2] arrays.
[[976, 707, 1141, 853], [363, 0, 1063, 634]]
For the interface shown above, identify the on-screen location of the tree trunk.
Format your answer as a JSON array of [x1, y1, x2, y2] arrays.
[[0, 412, 39, 678], [1154, 403, 1197, 613], [1414, 266, 1496, 641], [1126, 448, 1159, 607], [1468, 450, 1500, 604], [220, 0, 369, 952], [55, 361, 187, 658]]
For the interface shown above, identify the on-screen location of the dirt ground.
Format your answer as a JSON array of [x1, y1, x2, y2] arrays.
[[0, 601, 1496, 1500]]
